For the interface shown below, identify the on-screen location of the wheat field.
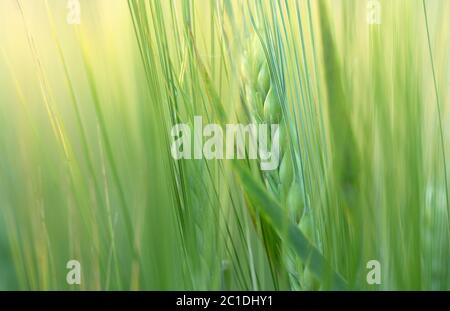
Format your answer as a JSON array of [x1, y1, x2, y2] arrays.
[[0, 0, 449, 290]]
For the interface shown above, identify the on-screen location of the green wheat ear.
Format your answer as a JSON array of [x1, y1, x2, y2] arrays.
[[240, 32, 318, 290]]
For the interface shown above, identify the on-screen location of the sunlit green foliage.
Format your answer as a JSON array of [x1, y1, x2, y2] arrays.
[[0, 0, 449, 290]]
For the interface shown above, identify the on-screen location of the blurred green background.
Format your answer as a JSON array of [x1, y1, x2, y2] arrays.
[[0, 0, 449, 290]]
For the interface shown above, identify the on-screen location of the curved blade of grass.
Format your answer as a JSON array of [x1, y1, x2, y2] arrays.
[[234, 161, 348, 290]]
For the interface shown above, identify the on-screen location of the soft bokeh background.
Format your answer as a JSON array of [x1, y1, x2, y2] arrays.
[[0, 0, 449, 290]]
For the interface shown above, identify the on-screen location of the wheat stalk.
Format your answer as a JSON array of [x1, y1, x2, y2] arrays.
[[240, 32, 319, 290]]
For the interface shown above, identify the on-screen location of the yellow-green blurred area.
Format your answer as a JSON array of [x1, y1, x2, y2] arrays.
[[0, 0, 449, 290]]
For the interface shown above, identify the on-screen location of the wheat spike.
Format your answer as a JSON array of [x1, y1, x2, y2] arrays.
[[240, 32, 318, 290]]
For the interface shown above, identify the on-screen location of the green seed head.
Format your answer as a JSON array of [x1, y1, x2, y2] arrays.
[[241, 34, 282, 125], [287, 181, 304, 223], [280, 151, 293, 193], [240, 32, 313, 291]]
